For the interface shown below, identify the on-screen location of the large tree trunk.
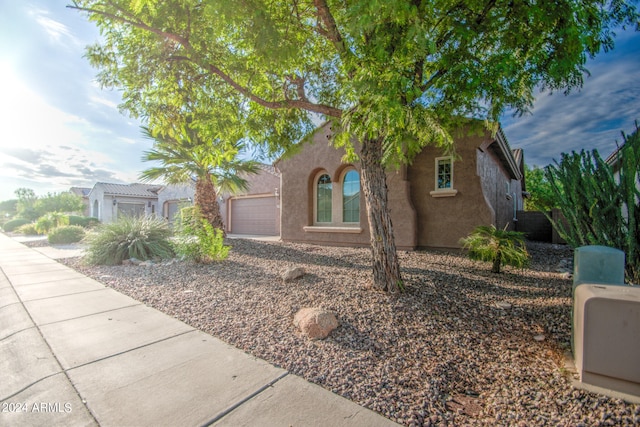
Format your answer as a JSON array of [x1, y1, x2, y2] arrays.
[[360, 137, 403, 293], [195, 174, 225, 234]]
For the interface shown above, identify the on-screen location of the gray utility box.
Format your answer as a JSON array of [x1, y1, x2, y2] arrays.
[[572, 245, 640, 401], [573, 245, 625, 289]]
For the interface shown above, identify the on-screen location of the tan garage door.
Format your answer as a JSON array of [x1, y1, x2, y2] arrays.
[[230, 197, 279, 235]]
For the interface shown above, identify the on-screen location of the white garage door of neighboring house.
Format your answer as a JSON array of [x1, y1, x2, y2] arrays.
[[230, 196, 279, 235], [118, 203, 145, 218]]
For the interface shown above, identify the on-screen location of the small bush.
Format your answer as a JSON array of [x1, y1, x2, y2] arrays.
[[48, 225, 86, 244], [84, 215, 174, 265], [3, 218, 31, 232], [68, 215, 100, 228], [15, 223, 41, 235], [172, 207, 229, 263], [35, 212, 69, 234]]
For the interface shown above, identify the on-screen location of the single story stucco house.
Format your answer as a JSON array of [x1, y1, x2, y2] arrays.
[[88, 183, 162, 223], [276, 122, 525, 250], [157, 182, 196, 224]]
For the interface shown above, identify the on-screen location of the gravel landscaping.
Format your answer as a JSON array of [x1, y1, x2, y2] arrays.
[[57, 238, 639, 426]]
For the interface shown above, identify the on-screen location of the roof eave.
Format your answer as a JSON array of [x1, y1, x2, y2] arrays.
[[494, 127, 523, 181]]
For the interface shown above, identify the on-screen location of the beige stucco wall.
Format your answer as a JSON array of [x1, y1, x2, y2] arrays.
[[408, 135, 492, 248], [476, 144, 524, 232], [279, 124, 523, 250], [277, 124, 417, 249], [408, 131, 522, 248]]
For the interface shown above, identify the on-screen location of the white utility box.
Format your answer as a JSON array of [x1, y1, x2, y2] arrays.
[[573, 284, 640, 398]]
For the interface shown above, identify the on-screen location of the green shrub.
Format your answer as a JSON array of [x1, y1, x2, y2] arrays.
[[460, 225, 529, 273], [2, 218, 31, 232], [68, 215, 100, 228], [15, 223, 41, 235], [172, 207, 229, 263], [84, 215, 174, 265], [35, 212, 69, 234], [48, 225, 86, 244]]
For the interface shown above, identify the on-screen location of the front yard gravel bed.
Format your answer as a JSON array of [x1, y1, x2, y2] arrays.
[[59, 239, 639, 426]]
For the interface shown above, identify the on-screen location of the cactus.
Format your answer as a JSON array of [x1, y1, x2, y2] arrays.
[[545, 123, 640, 283]]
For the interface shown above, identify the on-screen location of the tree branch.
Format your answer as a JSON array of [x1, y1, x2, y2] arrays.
[[69, 3, 343, 118], [313, 0, 346, 54]]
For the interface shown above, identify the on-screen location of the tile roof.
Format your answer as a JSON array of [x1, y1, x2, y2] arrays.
[[95, 183, 163, 198], [69, 187, 91, 197]]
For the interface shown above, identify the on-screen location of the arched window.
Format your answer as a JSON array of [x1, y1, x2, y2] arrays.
[[316, 174, 332, 222], [342, 170, 360, 223]]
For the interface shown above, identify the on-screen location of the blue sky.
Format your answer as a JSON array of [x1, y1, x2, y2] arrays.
[[1, 1, 639, 202]]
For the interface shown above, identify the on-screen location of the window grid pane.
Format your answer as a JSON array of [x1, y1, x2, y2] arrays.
[[317, 174, 332, 222], [342, 170, 360, 223], [437, 158, 452, 189]]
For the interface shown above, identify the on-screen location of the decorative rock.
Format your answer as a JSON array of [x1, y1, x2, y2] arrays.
[[122, 259, 132, 266], [128, 257, 142, 266], [496, 302, 512, 310], [534, 334, 546, 342], [293, 307, 339, 340], [283, 267, 305, 282]]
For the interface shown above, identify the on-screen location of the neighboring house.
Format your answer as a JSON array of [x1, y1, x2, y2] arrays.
[[157, 182, 195, 224], [605, 139, 640, 222], [606, 142, 640, 191], [220, 164, 281, 236], [276, 122, 525, 249], [69, 187, 91, 216], [88, 183, 163, 223]]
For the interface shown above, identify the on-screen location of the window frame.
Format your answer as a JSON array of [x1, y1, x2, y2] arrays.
[[342, 169, 360, 223], [430, 156, 458, 197], [314, 172, 333, 224], [307, 168, 363, 233]]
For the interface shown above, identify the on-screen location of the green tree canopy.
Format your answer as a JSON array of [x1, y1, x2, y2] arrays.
[[0, 199, 18, 217], [14, 188, 38, 220], [34, 192, 85, 216], [72, 0, 639, 292], [524, 164, 561, 212]]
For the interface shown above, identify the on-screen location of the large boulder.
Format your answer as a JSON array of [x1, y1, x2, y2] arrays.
[[293, 307, 339, 340]]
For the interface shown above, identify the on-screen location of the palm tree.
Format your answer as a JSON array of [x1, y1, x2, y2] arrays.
[[139, 126, 259, 233], [459, 224, 529, 273]]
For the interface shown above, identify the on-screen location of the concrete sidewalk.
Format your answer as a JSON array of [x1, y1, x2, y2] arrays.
[[0, 233, 398, 427]]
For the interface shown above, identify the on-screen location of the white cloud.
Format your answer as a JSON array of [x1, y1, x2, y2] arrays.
[[503, 45, 640, 167], [30, 7, 81, 47], [0, 64, 140, 199], [89, 94, 120, 110], [118, 137, 138, 145]]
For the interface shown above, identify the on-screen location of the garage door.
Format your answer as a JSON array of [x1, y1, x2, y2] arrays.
[[230, 196, 279, 235]]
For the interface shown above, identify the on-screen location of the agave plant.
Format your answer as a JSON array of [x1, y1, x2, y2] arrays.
[[84, 215, 174, 265], [460, 224, 529, 273]]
